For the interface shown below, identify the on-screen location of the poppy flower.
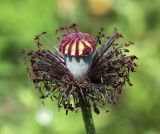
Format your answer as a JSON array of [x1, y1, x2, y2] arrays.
[[25, 24, 137, 115]]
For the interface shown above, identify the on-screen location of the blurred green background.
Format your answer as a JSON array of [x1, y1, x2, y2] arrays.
[[0, 0, 160, 134]]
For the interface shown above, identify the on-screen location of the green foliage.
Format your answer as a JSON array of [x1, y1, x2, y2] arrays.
[[0, 0, 160, 134]]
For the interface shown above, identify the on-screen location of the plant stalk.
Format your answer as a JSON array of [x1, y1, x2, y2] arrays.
[[81, 107, 96, 134]]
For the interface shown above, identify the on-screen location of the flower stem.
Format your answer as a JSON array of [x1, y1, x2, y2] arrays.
[[81, 107, 96, 134]]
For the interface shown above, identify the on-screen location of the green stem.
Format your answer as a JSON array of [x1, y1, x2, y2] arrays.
[[81, 107, 96, 134]]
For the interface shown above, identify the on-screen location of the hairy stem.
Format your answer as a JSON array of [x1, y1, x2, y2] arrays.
[[81, 107, 96, 134]]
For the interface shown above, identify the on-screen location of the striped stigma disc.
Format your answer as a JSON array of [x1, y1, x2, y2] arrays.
[[59, 32, 96, 56]]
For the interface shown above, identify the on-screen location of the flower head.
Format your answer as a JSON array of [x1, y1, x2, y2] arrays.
[[24, 24, 137, 114]]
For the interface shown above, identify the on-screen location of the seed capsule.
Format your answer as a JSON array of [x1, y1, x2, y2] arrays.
[[59, 32, 97, 78]]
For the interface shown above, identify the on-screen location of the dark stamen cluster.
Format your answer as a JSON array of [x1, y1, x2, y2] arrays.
[[24, 25, 137, 114]]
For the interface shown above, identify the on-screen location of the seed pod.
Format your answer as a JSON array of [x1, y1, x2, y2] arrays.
[[59, 32, 96, 78]]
